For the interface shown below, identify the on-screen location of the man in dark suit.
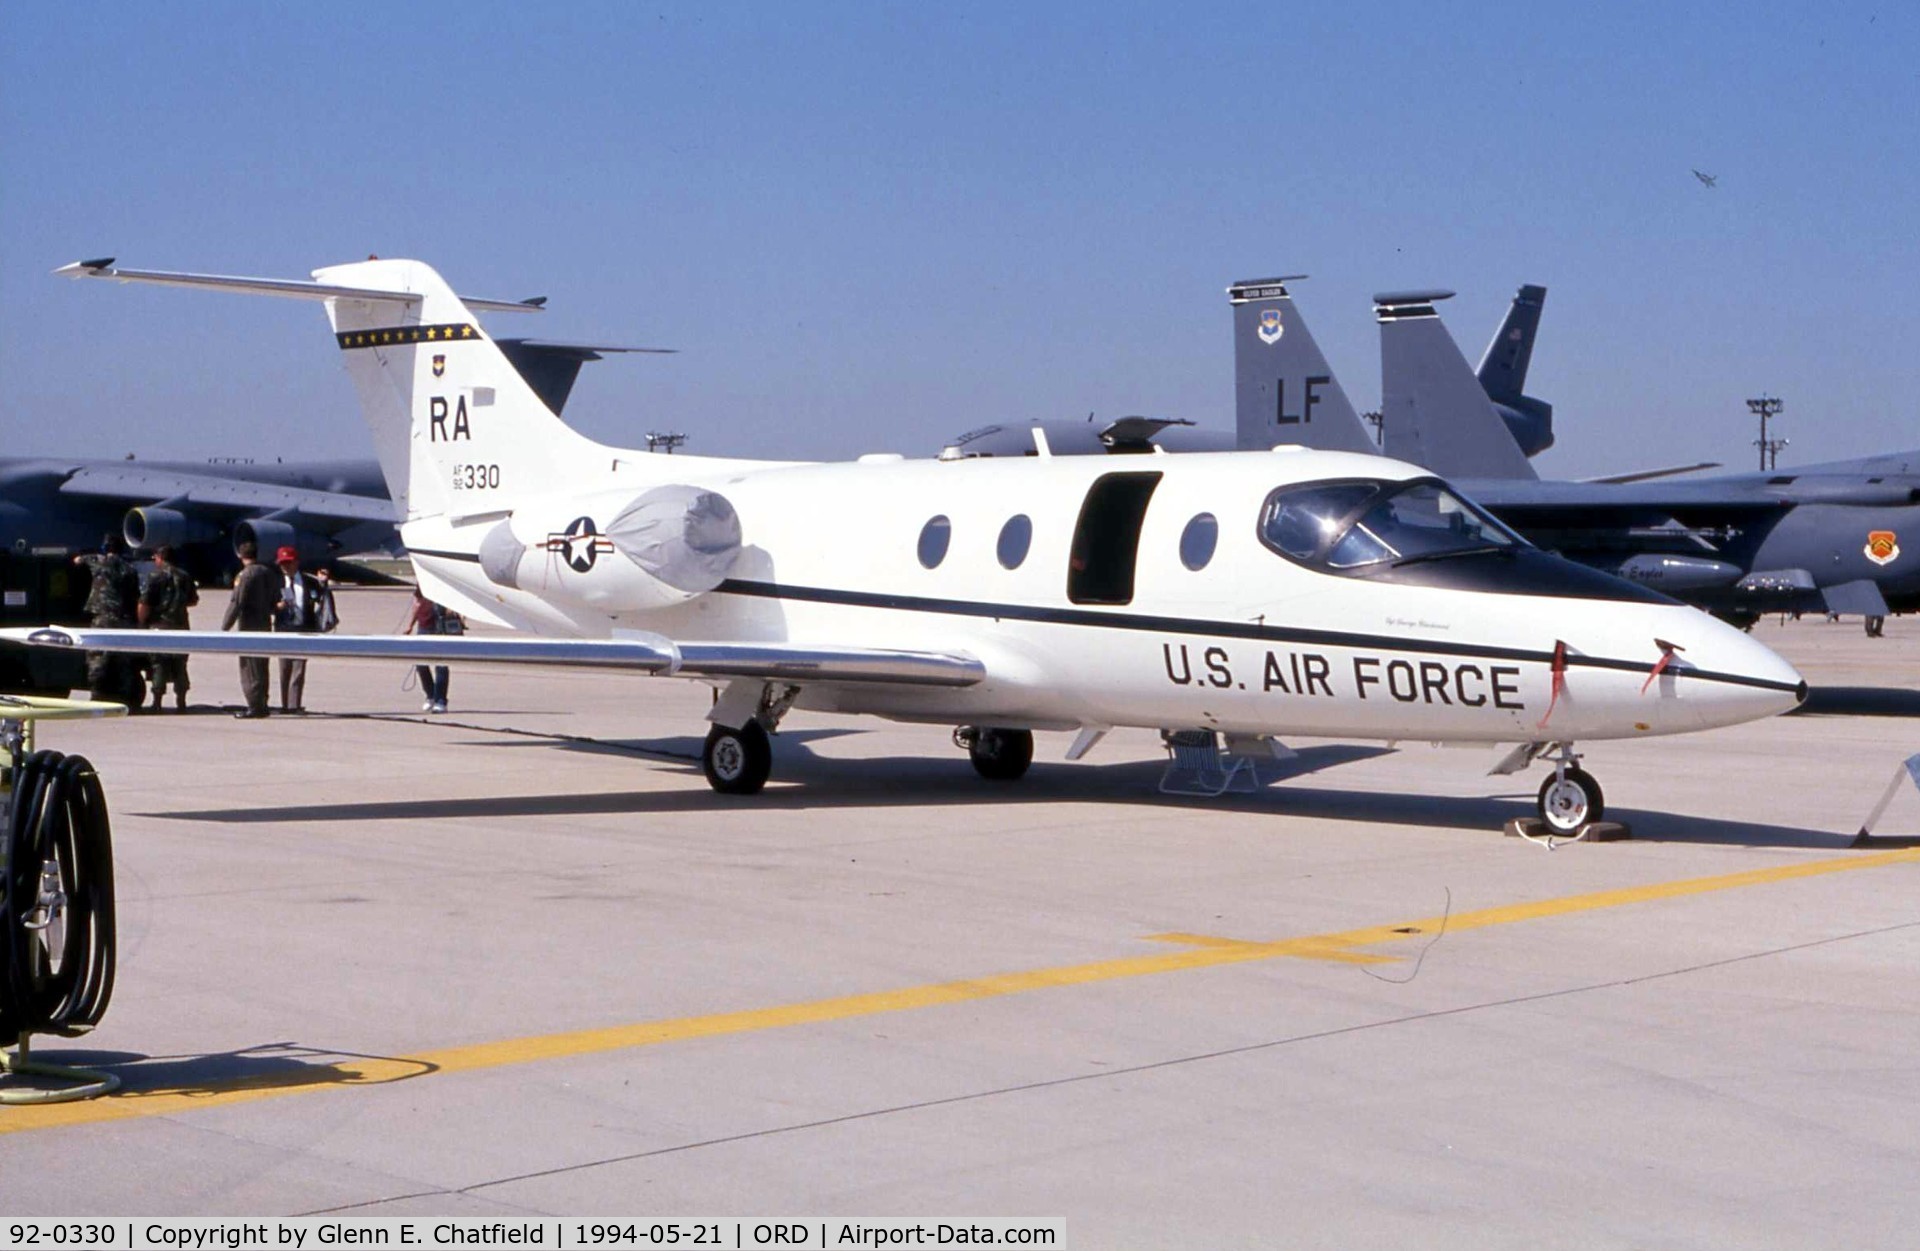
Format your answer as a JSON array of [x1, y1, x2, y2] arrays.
[[222, 541, 280, 718], [272, 545, 331, 713]]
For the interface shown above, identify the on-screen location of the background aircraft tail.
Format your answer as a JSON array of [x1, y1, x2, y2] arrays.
[[1377, 290, 1539, 481], [1476, 283, 1555, 457], [1228, 277, 1376, 453]]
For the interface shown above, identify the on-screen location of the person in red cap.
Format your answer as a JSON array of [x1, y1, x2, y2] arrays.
[[272, 545, 334, 712]]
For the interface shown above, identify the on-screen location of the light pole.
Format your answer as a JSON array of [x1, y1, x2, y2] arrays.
[[1747, 395, 1786, 471]]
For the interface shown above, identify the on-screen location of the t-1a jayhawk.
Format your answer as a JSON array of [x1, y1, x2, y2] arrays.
[[5, 258, 1805, 834]]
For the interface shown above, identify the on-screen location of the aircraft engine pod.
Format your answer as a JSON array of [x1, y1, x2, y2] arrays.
[[123, 506, 218, 551], [479, 485, 742, 611], [234, 518, 331, 564]]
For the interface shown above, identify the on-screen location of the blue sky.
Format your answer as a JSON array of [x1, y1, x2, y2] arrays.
[[4, 2, 1914, 476]]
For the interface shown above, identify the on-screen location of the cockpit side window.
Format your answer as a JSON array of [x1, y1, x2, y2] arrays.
[[1259, 478, 1524, 574]]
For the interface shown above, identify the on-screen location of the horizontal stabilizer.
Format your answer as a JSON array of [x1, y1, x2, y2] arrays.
[[494, 339, 676, 416], [1820, 579, 1891, 617], [0, 628, 985, 688], [53, 259, 546, 314]]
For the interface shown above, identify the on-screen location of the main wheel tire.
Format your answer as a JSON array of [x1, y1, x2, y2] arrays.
[[703, 721, 772, 795], [968, 727, 1034, 781], [1537, 767, 1604, 834]]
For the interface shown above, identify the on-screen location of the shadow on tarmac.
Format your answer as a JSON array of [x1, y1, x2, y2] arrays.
[[146, 735, 1874, 849], [28, 1042, 436, 1096], [1794, 686, 1920, 717]]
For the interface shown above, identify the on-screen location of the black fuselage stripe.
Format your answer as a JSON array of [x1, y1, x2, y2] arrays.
[[397, 560, 1797, 695], [712, 578, 1801, 695]]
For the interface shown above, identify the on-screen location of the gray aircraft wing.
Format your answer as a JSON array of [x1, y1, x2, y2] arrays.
[[1229, 277, 1377, 453], [1464, 477, 1794, 514], [1377, 291, 1539, 481], [0, 627, 986, 687], [56, 464, 396, 523]]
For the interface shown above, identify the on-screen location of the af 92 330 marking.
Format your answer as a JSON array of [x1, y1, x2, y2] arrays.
[[1162, 641, 1523, 709]]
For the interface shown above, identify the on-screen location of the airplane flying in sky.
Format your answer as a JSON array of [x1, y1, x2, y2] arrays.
[[1693, 169, 1719, 188], [3, 258, 1809, 833]]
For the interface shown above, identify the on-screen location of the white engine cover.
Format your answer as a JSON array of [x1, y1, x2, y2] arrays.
[[478, 484, 742, 613]]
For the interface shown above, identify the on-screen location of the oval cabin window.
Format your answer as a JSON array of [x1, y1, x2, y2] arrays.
[[918, 515, 952, 569], [1180, 512, 1218, 571], [997, 514, 1033, 569]]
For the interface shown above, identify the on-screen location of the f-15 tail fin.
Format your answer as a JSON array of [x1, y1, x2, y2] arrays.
[[1478, 284, 1545, 404], [1229, 277, 1376, 453], [1377, 290, 1538, 481], [1477, 283, 1555, 457], [56, 258, 609, 522]]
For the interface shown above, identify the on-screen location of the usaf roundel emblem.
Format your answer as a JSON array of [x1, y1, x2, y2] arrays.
[[1257, 308, 1284, 345], [1866, 530, 1899, 566], [545, 516, 614, 573]]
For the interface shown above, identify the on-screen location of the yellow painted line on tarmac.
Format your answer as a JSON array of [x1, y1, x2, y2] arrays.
[[6, 845, 1916, 1136]]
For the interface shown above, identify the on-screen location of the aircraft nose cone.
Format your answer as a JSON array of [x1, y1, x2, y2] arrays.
[[1677, 613, 1806, 730]]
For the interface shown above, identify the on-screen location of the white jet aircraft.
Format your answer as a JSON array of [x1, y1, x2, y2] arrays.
[[5, 258, 1807, 833]]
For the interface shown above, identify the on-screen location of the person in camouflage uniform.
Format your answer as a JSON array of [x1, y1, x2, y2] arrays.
[[71, 533, 141, 704], [137, 544, 199, 710]]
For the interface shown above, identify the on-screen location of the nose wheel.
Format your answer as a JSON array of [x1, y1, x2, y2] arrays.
[[1536, 746, 1604, 834]]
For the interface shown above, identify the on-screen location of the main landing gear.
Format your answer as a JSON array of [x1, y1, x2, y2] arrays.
[[702, 721, 772, 795], [1536, 743, 1604, 835], [954, 726, 1033, 781]]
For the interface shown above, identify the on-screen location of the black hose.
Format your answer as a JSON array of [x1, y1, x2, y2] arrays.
[[1, 751, 116, 1040]]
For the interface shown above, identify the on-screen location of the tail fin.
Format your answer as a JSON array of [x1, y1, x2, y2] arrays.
[[317, 260, 614, 520], [55, 257, 610, 521], [1376, 290, 1538, 481], [1228, 276, 1376, 453], [1476, 283, 1555, 457], [1477, 284, 1546, 403]]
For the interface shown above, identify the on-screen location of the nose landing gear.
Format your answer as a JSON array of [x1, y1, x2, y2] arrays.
[[1536, 743, 1604, 835]]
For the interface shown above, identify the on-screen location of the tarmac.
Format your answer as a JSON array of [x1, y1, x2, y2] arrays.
[[4, 588, 1918, 1248]]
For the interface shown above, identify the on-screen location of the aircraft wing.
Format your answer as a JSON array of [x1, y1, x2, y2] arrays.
[[57, 465, 396, 524], [0, 628, 986, 687], [1466, 478, 1795, 514]]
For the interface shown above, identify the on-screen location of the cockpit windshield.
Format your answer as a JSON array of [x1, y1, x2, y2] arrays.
[[1258, 478, 1527, 574]]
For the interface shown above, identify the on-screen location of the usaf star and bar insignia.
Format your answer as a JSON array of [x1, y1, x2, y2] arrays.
[[544, 516, 616, 574]]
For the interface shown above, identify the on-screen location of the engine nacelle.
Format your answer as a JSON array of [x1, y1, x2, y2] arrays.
[[124, 506, 219, 551], [479, 484, 742, 613], [235, 518, 332, 565]]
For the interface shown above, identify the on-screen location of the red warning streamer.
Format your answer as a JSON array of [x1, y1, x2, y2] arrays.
[[1536, 639, 1568, 729], [1640, 638, 1684, 694]]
